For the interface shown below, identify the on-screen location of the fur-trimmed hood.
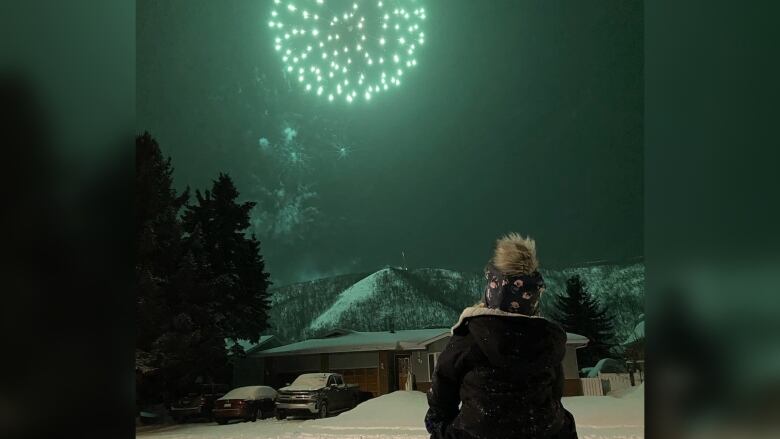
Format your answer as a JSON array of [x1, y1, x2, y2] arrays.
[[450, 304, 567, 370], [450, 304, 543, 335]]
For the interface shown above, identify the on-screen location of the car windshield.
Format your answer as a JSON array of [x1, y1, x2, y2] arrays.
[[291, 373, 329, 388]]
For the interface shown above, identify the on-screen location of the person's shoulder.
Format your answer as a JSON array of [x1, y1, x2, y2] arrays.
[[533, 317, 567, 345], [446, 330, 474, 348], [438, 328, 476, 364], [450, 303, 486, 336], [452, 304, 556, 332]]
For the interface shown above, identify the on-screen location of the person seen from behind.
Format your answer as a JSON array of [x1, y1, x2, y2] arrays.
[[425, 233, 578, 438]]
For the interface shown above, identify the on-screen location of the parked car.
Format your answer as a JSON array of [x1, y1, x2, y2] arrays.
[[275, 372, 360, 420], [169, 383, 229, 422], [212, 385, 278, 425]]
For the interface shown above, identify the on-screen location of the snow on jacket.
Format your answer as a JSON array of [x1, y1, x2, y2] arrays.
[[425, 305, 578, 439]]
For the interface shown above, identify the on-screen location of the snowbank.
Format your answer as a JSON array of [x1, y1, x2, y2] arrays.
[[609, 382, 644, 399], [564, 383, 644, 438], [304, 391, 428, 435], [138, 387, 643, 439]]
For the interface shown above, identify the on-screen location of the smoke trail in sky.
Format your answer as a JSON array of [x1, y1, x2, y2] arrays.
[[250, 182, 319, 242]]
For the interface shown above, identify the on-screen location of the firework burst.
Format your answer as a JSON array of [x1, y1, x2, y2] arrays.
[[269, 0, 427, 103]]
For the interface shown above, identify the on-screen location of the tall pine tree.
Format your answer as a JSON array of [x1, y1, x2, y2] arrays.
[[182, 173, 272, 355], [136, 134, 272, 403], [136, 132, 190, 403], [553, 275, 616, 368], [136, 132, 190, 359]]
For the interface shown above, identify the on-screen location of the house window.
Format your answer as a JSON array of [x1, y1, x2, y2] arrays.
[[427, 352, 440, 381]]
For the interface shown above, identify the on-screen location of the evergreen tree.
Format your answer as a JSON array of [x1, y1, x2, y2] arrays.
[[137, 134, 272, 403], [136, 132, 190, 403], [136, 132, 189, 358], [153, 226, 230, 394], [553, 275, 616, 368], [182, 173, 272, 355]]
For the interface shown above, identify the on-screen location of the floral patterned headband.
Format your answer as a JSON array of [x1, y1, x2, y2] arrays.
[[482, 264, 546, 315]]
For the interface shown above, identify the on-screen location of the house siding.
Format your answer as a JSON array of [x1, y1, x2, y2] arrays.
[[273, 354, 321, 372], [328, 351, 379, 369], [419, 337, 450, 384], [562, 345, 580, 379], [378, 351, 390, 395], [233, 357, 266, 387], [427, 337, 451, 353], [410, 351, 427, 385]]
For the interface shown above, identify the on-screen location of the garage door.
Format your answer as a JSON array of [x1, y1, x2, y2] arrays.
[[335, 368, 380, 396]]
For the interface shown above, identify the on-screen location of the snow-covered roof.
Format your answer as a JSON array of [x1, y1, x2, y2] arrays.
[[621, 321, 645, 346], [254, 328, 589, 357], [583, 358, 627, 377], [225, 335, 277, 354], [253, 328, 451, 357], [566, 332, 589, 346]]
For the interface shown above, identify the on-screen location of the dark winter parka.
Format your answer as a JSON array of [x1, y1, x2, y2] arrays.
[[425, 305, 578, 439]]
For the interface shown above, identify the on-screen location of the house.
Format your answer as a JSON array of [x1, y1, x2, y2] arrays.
[[227, 335, 283, 386], [563, 332, 590, 395], [239, 328, 590, 396]]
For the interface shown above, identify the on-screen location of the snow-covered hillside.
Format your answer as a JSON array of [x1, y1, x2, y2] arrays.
[[306, 268, 463, 339], [266, 272, 370, 343], [308, 269, 390, 331], [268, 263, 644, 343]]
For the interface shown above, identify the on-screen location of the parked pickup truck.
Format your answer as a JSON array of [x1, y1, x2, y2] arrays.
[[275, 372, 360, 419]]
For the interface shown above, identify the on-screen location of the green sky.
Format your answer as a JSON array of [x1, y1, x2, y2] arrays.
[[137, 0, 643, 285]]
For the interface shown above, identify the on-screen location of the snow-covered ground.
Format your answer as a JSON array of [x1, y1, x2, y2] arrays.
[[138, 385, 644, 439]]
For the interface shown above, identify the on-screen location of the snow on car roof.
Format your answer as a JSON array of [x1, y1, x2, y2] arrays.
[[219, 386, 277, 401], [293, 373, 331, 386]]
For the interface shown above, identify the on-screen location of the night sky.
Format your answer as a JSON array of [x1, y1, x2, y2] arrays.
[[137, 0, 643, 285]]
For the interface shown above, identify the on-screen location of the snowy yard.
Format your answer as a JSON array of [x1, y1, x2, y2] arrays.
[[137, 385, 644, 439]]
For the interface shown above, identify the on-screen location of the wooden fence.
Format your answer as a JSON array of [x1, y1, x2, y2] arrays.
[[581, 373, 639, 396], [581, 377, 606, 396], [600, 373, 633, 393]]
